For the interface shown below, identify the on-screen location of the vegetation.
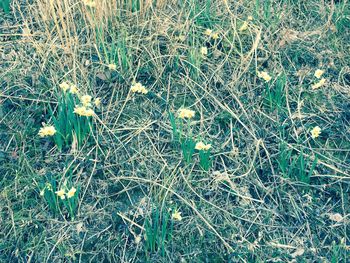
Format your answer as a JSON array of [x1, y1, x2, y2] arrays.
[[1, 0, 349, 262]]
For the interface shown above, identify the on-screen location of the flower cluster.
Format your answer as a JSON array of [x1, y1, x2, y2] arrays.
[[204, 29, 219, 40], [130, 82, 148, 94], [257, 71, 272, 82], [55, 187, 77, 200], [74, 105, 95, 117], [177, 108, 195, 119], [59, 81, 79, 94], [73, 91, 100, 117], [80, 94, 92, 106], [195, 141, 211, 151], [38, 125, 56, 137], [311, 69, 326, 90]]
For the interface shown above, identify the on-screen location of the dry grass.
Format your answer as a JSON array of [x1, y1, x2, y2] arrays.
[[1, 0, 350, 262]]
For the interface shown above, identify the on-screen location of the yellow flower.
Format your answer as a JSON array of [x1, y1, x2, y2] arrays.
[[70, 84, 79, 94], [45, 183, 53, 191], [247, 16, 253, 21], [80, 95, 92, 106], [38, 125, 56, 137], [73, 106, 95, 117], [172, 210, 182, 221], [178, 108, 195, 119], [134, 235, 142, 244], [176, 35, 186, 42], [195, 141, 211, 151], [83, 0, 96, 8], [239, 21, 249, 31], [314, 69, 325, 79], [130, 82, 148, 94], [67, 187, 77, 198], [55, 189, 66, 200], [311, 126, 321, 139], [211, 32, 219, 40], [59, 82, 70, 92], [200, 46, 208, 56], [257, 71, 272, 82], [94, 98, 101, 107], [311, 78, 326, 90], [204, 28, 213, 36], [108, 63, 117, 71], [84, 108, 95, 116]]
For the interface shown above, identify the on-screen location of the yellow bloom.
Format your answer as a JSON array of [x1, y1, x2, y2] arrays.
[[67, 187, 77, 198], [74, 106, 95, 117], [108, 63, 117, 71], [130, 82, 148, 94], [178, 108, 195, 119], [70, 84, 79, 94], [38, 125, 56, 137], [55, 189, 66, 200], [239, 21, 249, 31], [311, 78, 326, 90], [314, 69, 325, 79], [211, 32, 219, 40], [45, 183, 53, 191], [311, 126, 321, 139], [195, 141, 211, 151], [247, 16, 253, 21], [83, 0, 96, 8], [135, 235, 142, 244], [172, 210, 182, 221], [200, 46, 208, 56], [59, 82, 70, 92], [94, 98, 101, 107], [257, 71, 272, 82], [80, 95, 92, 106], [176, 35, 186, 42], [204, 28, 213, 36], [84, 108, 95, 116]]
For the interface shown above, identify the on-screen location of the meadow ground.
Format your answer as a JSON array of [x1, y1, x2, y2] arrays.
[[0, 0, 350, 262]]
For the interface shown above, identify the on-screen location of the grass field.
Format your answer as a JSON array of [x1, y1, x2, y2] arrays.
[[1, 0, 350, 262]]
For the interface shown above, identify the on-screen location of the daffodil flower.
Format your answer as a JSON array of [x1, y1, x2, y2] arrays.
[[80, 95, 92, 106], [257, 71, 272, 82], [311, 78, 326, 90], [70, 84, 79, 94], [83, 0, 96, 8], [314, 69, 325, 79], [55, 189, 66, 200], [38, 125, 56, 137], [94, 98, 101, 107], [73, 105, 95, 117], [239, 21, 249, 31], [67, 187, 77, 198], [172, 210, 182, 221], [59, 82, 70, 92], [108, 63, 117, 71], [130, 82, 148, 94], [311, 126, 321, 139], [204, 29, 213, 36], [200, 46, 208, 56], [177, 108, 195, 119], [195, 141, 211, 151]]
